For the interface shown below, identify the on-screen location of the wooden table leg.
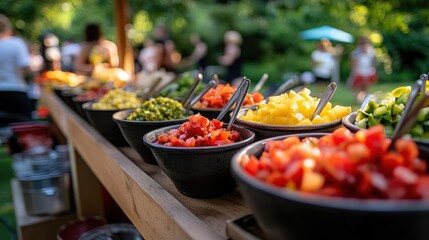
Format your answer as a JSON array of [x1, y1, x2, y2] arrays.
[[69, 145, 105, 218]]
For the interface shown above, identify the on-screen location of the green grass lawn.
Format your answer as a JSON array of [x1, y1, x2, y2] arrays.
[[0, 146, 16, 240], [309, 81, 413, 111]]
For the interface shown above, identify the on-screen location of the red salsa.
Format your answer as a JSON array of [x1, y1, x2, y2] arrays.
[[241, 125, 429, 200], [157, 114, 242, 147]]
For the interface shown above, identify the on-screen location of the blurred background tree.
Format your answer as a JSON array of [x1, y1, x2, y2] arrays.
[[2, 0, 429, 85]]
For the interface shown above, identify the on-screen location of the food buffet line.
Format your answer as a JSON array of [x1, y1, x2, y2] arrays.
[[38, 69, 429, 240]]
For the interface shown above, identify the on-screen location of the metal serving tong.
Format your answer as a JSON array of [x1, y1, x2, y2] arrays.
[[311, 82, 337, 120], [181, 72, 203, 108], [388, 74, 428, 150], [183, 74, 219, 114], [217, 77, 251, 130]]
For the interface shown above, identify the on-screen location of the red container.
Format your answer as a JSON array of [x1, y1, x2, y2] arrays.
[[56, 216, 107, 240], [10, 122, 53, 151]]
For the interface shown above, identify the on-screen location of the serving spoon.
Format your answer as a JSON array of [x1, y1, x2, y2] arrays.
[[183, 75, 219, 114], [311, 82, 337, 120], [217, 77, 251, 130], [181, 72, 203, 109], [252, 73, 269, 94], [271, 74, 301, 96], [388, 74, 428, 150]]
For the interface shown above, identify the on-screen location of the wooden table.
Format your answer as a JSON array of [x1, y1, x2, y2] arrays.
[[40, 91, 251, 240]]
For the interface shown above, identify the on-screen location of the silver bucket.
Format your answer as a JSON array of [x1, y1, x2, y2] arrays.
[[18, 171, 71, 215]]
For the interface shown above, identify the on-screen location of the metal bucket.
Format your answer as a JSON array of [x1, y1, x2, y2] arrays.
[[18, 171, 71, 215]]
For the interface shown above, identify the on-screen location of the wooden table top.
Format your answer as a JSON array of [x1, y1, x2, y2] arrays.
[[40, 90, 251, 240]]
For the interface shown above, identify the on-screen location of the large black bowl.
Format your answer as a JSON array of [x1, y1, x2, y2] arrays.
[[343, 112, 429, 156], [143, 124, 255, 198], [72, 96, 92, 122], [236, 107, 342, 141], [232, 133, 429, 240], [82, 102, 128, 146], [61, 89, 80, 113], [113, 109, 189, 164]]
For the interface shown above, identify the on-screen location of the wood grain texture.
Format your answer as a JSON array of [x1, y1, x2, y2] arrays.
[[40, 91, 250, 240]]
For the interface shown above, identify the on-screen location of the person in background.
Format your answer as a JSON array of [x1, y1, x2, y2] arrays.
[[153, 25, 179, 72], [138, 38, 158, 72], [177, 34, 207, 70], [75, 23, 119, 75], [28, 43, 44, 111], [40, 32, 61, 71], [0, 14, 33, 120], [311, 39, 335, 83], [348, 36, 378, 104], [61, 38, 81, 72], [218, 30, 243, 84]]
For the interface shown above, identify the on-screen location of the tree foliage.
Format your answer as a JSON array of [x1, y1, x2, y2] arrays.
[[2, 0, 429, 83]]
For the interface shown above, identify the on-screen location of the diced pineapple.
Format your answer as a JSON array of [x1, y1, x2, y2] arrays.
[[330, 105, 351, 119], [297, 118, 313, 126]]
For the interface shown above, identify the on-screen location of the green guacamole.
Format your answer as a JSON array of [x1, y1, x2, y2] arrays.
[[127, 97, 187, 121]]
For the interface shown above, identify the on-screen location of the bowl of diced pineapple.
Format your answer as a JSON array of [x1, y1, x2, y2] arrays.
[[236, 88, 351, 141]]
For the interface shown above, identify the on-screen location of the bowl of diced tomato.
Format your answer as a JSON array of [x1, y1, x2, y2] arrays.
[[143, 113, 255, 198], [191, 83, 264, 122], [231, 125, 429, 240]]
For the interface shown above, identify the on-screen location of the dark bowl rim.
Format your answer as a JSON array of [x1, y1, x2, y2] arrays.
[[82, 102, 132, 112], [235, 108, 342, 131], [231, 133, 429, 212], [343, 111, 429, 147], [112, 108, 191, 125], [143, 123, 255, 153]]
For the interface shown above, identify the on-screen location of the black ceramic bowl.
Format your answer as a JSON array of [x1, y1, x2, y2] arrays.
[[113, 109, 190, 164], [143, 124, 255, 198], [82, 102, 128, 146], [236, 107, 342, 141], [72, 96, 92, 122], [61, 89, 80, 112], [343, 112, 429, 156], [232, 133, 429, 240], [52, 85, 72, 103]]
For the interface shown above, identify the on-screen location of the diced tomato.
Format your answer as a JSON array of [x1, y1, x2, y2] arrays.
[[252, 92, 264, 103], [284, 161, 304, 187], [243, 155, 260, 176], [281, 136, 302, 149], [380, 152, 404, 176], [240, 125, 429, 200], [395, 139, 419, 167], [266, 171, 288, 187], [386, 178, 408, 199], [364, 125, 385, 159], [157, 114, 241, 147], [414, 176, 429, 199], [300, 171, 325, 192], [346, 143, 370, 163], [194, 83, 264, 108], [332, 127, 352, 145], [393, 166, 418, 185]]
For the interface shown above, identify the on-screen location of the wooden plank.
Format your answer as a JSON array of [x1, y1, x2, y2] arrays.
[[11, 179, 77, 240], [40, 91, 250, 239]]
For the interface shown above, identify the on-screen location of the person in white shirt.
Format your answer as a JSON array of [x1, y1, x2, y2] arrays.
[[0, 14, 33, 120], [348, 36, 377, 104], [311, 39, 335, 82]]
